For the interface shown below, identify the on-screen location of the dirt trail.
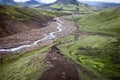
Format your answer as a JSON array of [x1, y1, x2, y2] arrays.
[[39, 46, 80, 80]]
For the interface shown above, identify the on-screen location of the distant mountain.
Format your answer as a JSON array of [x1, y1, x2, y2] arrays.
[[54, 0, 78, 4], [80, 1, 120, 9], [0, 0, 42, 7], [0, 0, 15, 5], [24, 0, 42, 7], [26, 0, 40, 5], [41, 0, 95, 13]]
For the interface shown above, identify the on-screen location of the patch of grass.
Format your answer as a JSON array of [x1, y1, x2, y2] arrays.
[[0, 46, 50, 80], [50, 4, 62, 9], [57, 34, 120, 80], [55, 35, 74, 44]]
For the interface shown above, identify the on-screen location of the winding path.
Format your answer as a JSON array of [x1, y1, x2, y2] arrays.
[[0, 18, 63, 52]]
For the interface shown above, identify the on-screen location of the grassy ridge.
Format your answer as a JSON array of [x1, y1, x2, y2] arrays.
[[78, 8, 120, 36], [0, 5, 55, 21], [0, 46, 50, 80]]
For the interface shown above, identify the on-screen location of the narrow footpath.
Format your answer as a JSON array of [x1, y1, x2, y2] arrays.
[[39, 46, 80, 80]]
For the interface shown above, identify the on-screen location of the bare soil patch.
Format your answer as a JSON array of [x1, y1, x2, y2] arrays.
[[39, 46, 80, 80]]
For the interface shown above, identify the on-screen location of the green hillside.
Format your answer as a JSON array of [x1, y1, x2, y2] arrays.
[[78, 8, 120, 36], [44, 2, 96, 14], [0, 5, 56, 38], [56, 8, 120, 80]]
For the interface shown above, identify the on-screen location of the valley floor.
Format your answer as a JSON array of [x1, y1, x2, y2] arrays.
[[0, 17, 76, 55], [0, 16, 80, 80], [0, 14, 119, 80]]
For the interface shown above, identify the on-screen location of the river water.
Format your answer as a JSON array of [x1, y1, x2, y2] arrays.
[[0, 18, 63, 52]]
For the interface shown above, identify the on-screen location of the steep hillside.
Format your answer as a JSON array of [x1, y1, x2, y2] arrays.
[[78, 8, 120, 36], [43, 0, 95, 13], [0, 5, 54, 38]]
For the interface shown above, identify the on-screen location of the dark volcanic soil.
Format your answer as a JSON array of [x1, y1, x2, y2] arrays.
[[39, 46, 80, 80]]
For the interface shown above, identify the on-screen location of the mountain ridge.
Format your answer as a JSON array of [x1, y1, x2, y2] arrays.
[[26, 0, 40, 4], [81, 1, 120, 9], [0, 0, 15, 5], [42, 0, 95, 12], [54, 0, 78, 4]]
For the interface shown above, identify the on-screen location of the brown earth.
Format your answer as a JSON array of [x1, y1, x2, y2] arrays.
[[0, 13, 50, 38], [0, 5, 52, 38], [39, 46, 80, 80]]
